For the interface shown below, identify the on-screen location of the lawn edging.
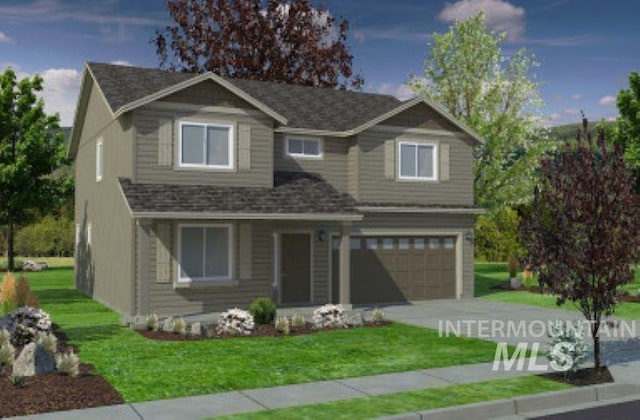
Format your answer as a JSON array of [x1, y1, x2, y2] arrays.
[[379, 383, 640, 420]]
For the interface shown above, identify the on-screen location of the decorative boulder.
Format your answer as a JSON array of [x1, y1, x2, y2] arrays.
[[23, 261, 48, 272], [161, 317, 175, 333], [190, 322, 203, 336], [13, 343, 55, 376]]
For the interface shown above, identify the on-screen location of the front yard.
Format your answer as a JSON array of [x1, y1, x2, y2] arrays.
[[475, 262, 640, 319], [27, 267, 502, 403]]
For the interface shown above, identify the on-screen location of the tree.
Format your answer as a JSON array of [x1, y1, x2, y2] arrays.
[[521, 118, 640, 369], [0, 68, 67, 270], [154, 0, 362, 89], [615, 71, 640, 192], [409, 13, 550, 211]]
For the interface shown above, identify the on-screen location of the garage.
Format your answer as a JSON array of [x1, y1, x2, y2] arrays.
[[332, 236, 457, 304]]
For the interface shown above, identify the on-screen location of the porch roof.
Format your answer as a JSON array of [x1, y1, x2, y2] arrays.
[[118, 171, 362, 221]]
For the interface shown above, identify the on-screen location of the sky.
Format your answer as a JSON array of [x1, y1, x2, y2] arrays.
[[0, 0, 638, 127]]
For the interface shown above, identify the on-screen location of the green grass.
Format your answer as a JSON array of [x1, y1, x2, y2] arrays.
[[23, 267, 503, 403], [0, 256, 74, 270], [218, 376, 571, 420], [475, 262, 640, 319]]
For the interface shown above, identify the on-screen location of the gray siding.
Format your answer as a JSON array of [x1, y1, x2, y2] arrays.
[[133, 106, 274, 187], [75, 80, 134, 314], [347, 138, 359, 199], [384, 102, 461, 131], [356, 126, 475, 206], [273, 133, 350, 193], [355, 212, 475, 298], [142, 221, 273, 315], [159, 80, 257, 109]]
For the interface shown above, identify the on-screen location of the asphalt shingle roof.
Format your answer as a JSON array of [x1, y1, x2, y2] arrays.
[[88, 62, 403, 132], [119, 171, 358, 215]]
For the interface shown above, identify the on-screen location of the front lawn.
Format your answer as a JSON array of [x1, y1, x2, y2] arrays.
[[218, 376, 571, 420], [476, 262, 640, 319], [26, 267, 502, 403]]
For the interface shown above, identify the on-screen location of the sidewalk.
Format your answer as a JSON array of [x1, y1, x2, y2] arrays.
[[15, 361, 536, 420]]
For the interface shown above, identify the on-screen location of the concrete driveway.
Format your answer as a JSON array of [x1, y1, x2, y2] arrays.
[[376, 299, 640, 372]]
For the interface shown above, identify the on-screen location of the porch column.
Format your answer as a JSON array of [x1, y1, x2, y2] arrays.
[[339, 223, 351, 305]]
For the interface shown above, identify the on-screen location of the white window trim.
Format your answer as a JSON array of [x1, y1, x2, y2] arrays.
[[398, 141, 438, 181], [178, 121, 235, 169], [177, 223, 234, 283], [87, 223, 92, 247], [284, 136, 324, 159], [96, 139, 103, 182]]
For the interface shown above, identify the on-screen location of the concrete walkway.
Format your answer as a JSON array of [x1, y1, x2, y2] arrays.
[[16, 299, 640, 419]]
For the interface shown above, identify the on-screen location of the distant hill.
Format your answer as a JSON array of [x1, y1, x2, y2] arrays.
[[548, 121, 615, 143]]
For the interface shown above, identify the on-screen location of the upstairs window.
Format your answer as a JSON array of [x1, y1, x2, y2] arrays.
[[285, 136, 322, 158], [399, 142, 437, 181], [96, 139, 103, 181], [180, 122, 234, 169]]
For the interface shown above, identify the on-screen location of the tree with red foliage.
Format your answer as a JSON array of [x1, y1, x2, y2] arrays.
[[154, 0, 362, 89], [521, 117, 640, 369]]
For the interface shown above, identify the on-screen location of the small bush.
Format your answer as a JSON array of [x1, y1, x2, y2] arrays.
[[507, 255, 519, 278], [248, 297, 277, 325], [0, 329, 10, 347], [173, 317, 188, 335], [0, 274, 39, 314], [0, 342, 15, 367], [274, 316, 290, 335], [522, 268, 538, 288], [312, 304, 347, 329], [546, 320, 589, 373], [291, 313, 305, 328], [36, 332, 58, 353], [369, 308, 385, 324], [56, 351, 80, 377], [7, 375, 25, 388], [145, 314, 159, 331], [217, 308, 255, 336], [161, 317, 175, 332]]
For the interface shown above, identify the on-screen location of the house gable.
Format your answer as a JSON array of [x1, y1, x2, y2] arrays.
[[158, 79, 259, 110]]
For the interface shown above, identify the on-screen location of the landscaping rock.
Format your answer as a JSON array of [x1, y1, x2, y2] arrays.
[[22, 261, 48, 272], [190, 322, 203, 336], [510, 277, 522, 289], [161, 317, 175, 333], [13, 343, 55, 376]]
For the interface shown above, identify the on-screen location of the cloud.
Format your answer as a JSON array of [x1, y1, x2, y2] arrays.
[[527, 34, 602, 47], [563, 108, 580, 116], [598, 95, 616, 106], [0, 0, 160, 26], [0, 30, 13, 44], [377, 83, 415, 101], [351, 27, 430, 43], [110, 60, 133, 66], [100, 25, 131, 44], [353, 30, 366, 42], [570, 94, 583, 101], [438, 0, 525, 42], [39, 68, 82, 126]]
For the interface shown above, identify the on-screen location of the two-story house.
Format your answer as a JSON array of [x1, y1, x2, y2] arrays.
[[68, 62, 484, 317]]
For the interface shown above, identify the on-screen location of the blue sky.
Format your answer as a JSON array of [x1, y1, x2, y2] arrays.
[[0, 0, 637, 127]]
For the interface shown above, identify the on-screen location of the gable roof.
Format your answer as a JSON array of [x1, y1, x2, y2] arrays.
[[70, 62, 484, 157]]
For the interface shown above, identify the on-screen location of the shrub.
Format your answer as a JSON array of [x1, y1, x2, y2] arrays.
[[0, 342, 15, 367], [546, 320, 589, 374], [7, 375, 25, 388], [0, 274, 39, 314], [0, 329, 10, 347], [522, 267, 538, 288], [248, 297, 277, 325], [145, 314, 159, 331], [507, 255, 519, 278], [173, 317, 188, 335], [474, 207, 524, 262], [217, 308, 255, 336], [4, 306, 53, 346], [312, 304, 347, 329], [291, 312, 305, 328], [36, 332, 58, 353], [369, 308, 385, 324], [274, 316, 290, 334], [55, 351, 80, 377]]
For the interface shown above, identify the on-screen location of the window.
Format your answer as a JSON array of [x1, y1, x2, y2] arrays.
[[332, 237, 340, 250], [398, 238, 410, 250], [96, 140, 103, 181], [366, 238, 378, 250], [178, 224, 233, 282], [350, 238, 361, 250], [413, 238, 425, 250], [179, 122, 234, 168], [382, 238, 394, 250], [428, 238, 440, 249], [444, 238, 455, 249], [87, 223, 92, 246], [285, 136, 322, 158], [75, 224, 80, 246], [399, 142, 437, 181]]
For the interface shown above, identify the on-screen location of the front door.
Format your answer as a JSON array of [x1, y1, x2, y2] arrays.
[[280, 233, 311, 304]]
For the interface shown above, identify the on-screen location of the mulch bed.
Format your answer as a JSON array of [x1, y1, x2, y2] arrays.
[[0, 325, 124, 417], [540, 366, 614, 386], [136, 320, 392, 341]]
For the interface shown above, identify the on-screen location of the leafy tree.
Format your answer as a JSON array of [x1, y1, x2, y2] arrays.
[[15, 215, 74, 257], [0, 68, 67, 270], [474, 206, 523, 262], [521, 118, 640, 369], [409, 13, 550, 211], [154, 0, 362, 89], [615, 71, 640, 191]]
